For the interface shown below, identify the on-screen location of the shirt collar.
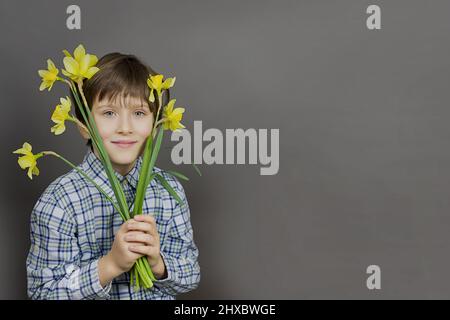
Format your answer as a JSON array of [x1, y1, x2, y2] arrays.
[[82, 146, 143, 190]]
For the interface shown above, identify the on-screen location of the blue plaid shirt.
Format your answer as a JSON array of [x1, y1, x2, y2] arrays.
[[26, 147, 200, 300]]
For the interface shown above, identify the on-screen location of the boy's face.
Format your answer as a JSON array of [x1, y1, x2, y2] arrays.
[[86, 94, 154, 176]]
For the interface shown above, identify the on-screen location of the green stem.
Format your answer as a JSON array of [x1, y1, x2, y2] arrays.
[[68, 115, 89, 134], [152, 93, 163, 139]]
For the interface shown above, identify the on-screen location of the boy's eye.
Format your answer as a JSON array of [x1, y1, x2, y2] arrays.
[[135, 111, 146, 117], [103, 111, 115, 117]]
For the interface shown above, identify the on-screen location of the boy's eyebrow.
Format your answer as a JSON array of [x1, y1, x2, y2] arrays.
[[96, 103, 150, 110]]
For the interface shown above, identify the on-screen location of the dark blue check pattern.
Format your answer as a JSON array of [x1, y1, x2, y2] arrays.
[[26, 147, 200, 299]]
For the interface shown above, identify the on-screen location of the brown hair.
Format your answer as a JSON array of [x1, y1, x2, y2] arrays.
[[75, 52, 167, 147]]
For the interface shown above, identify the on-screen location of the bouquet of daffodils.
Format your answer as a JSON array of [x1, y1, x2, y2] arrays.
[[13, 44, 195, 290]]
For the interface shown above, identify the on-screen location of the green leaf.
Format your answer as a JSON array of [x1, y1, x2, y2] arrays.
[[146, 128, 164, 186], [133, 128, 164, 215], [192, 163, 202, 177], [165, 170, 189, 181], [141, 257, 157, 282], [136, 258, 153, 288], [155, 173, 184, 206], [135, 266, 139, 290], [133, 135, 153, 217]]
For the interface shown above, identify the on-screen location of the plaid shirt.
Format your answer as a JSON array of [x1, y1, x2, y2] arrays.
[[26, 147, 200, 300]]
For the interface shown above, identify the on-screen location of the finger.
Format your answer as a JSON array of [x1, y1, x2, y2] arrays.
[[128, 250, 145, 259], [129, 245, 157, 256], [123, 230, 149, 238], [124, 230, 158, 243], [127, 221, 157, 237], [134, 214, 156, 226], [119, 220, 136, 233], [124, 233, 154, 246]]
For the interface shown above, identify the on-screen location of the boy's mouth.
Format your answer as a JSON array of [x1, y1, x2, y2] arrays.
[[111, 140, 137, 148]]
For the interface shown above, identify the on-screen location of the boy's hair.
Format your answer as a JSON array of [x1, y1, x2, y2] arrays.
[[75, 52, 167, 147]]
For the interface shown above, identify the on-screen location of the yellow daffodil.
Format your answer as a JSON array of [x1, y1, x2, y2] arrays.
[[51, 97, 74, 135], [62, 44, 99, 82], [38, 59, 60, 91], [12, 142, 43, 180], [147, 74, 176, 103], [162, 99, 185, 131]]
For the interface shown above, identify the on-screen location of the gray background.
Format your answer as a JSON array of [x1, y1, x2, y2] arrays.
[[1, 0, 449, 299]]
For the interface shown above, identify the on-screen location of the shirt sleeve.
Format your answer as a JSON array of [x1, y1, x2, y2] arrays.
[[26, 192, 112, 300], [152, 178, 201, 295]]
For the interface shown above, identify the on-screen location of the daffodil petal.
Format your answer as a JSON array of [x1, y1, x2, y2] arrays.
[[51, 123, 65, 135], [12, 148, 27, 155], [79, 54, 91, 74], [152, 74, 163, 85], [56, 123, 66, 135], [173, 114, 183, 122], [86, 54, 98, 67], [27, 167, 34, 179], [39, 82, 48, 91], [61, 69, 71, 77], [171, 107, 185, 116], [166, 99, 175, 112], [62, 49, 72, 58], [47, 59, 58, 74], [13, 143, 32, 155], [63, 57, 79, 75], [147, 78, 156, 89], [23, 143, 32, 152], [63, 96, 71, 104], [32, 166, 40, 176], [61, 97, 71, 111], [85, 67, 99, 79], [162, 77, 176, 89], [51, 110, 64, 123], [74, 44, 86, 61], [171, 124, 184, 131], [149, 89, 155, 103], [18, 156, 34, 169]]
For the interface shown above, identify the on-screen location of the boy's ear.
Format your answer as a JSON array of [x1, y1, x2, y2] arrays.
[[76, 121, 91, 140]]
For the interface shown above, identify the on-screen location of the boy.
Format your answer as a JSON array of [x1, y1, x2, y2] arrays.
[[26, 53, 200, 299]]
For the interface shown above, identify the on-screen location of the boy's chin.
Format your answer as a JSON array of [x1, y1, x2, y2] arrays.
[[108, 149, 140, 164], [110, 153, 138, 164]]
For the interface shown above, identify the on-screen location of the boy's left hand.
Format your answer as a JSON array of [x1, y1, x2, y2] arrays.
[[125, 214, 165, 275]]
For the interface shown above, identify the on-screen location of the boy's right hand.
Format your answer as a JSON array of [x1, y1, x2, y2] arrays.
[[108, 219, 145, 273]]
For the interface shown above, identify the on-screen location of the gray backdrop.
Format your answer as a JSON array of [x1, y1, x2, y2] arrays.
[[1, 0, 450, 299]]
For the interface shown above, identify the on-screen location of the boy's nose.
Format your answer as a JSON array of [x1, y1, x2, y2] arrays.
[[117, 115, 133, 134]]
